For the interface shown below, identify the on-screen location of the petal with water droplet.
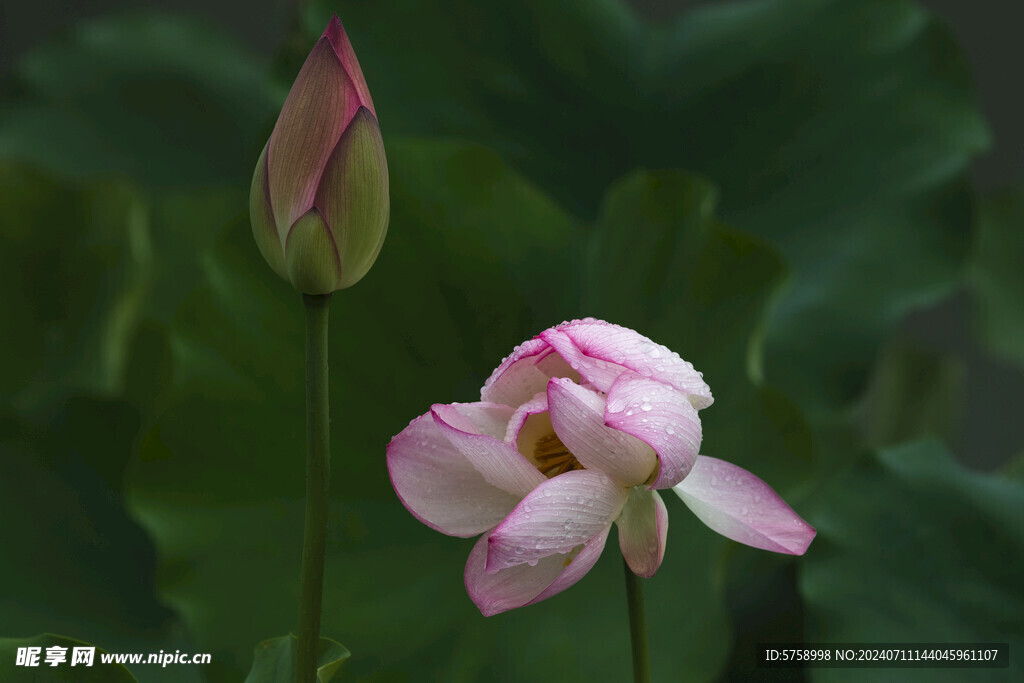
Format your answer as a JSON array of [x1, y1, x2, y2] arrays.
[[540, 319, 713, 408], [387, 412, 519, 537], [605, 372, 702, 489], [547, 378, 656, 486], [431, 402, 545, 497], [465, 526, 610, 616], [481, 338, 579, 406], [673, 456, 815, 555], [616, 488, 668, 578], [486, 470, 626, 572]]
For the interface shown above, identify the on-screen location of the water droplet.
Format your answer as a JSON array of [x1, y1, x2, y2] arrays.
[[666, 427, 675, 435], [640, 403, 652, 411], [741, 506, 749, 516]]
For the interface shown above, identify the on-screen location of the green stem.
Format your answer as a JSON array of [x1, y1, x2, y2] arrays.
[[295, 293, 332, 683], [623, 558, 651, 683]]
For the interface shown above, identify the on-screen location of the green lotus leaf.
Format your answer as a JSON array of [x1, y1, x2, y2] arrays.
[[801, 440, 1024, 682]]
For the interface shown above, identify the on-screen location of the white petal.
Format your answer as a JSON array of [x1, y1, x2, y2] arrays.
[[605, 372, 702, 489], [526, 526, 609, 607], [481, 337, 577, 406], [541, 319, 713, 408], [432, 403, 546, 497], [387, 412, 519, 537], [616, 488, 668, 578], [464, 527, 609, 616], [503, 392, 549, 446], [547, 377, 656, 486], [673, 456, 816, 555], [486, 469, 627, 571]]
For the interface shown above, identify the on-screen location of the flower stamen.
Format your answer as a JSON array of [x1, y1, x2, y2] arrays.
[[534, 433, 583, 478]]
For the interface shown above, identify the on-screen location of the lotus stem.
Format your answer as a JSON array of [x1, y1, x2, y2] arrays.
[[295, 293, 332, 682], [623, 558, 651, 683]]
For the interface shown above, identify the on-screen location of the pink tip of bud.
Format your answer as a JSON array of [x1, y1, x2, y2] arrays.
[[316, 13, 376, 120], [321, 15, 348, 61]]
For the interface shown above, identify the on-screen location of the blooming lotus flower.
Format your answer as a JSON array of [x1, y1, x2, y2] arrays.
[[250, 15, 389, 294], [387, 319, 815, 616]]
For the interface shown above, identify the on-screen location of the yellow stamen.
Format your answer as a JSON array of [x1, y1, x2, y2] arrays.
[[534, 433, 583, 478]]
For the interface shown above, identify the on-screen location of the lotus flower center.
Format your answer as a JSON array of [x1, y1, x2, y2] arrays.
[[533, 432, 583, 478]]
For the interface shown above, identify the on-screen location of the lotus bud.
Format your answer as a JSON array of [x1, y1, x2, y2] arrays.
[[250, 15, 389, 294]]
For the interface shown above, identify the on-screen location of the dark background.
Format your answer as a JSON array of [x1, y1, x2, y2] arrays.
[[4, 1, 1021, 185], [3, 0, 1022, 471]]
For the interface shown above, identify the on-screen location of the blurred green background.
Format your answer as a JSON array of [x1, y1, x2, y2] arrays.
[[1, 0, 1022, 680]]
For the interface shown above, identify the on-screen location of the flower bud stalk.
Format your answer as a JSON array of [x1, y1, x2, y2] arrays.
[[295, 293, 331, 683]]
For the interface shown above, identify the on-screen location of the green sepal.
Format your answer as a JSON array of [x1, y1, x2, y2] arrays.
[[249, 141, 288, 281], [316, 107, 389, 290], [285, 208, 342, 294], [245, 634, 350, 683]]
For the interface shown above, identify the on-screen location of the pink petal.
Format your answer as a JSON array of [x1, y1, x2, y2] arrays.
[[526, 525, 609, 607], [321, 15, 376, 127], [481, 338, 550, 406], [481, 337, 576, 407], [465, 527, 609, 616], [547, 378, 656, 486], [268, 36, 350, 236], [430, 401, 510, 439], [616, 489, 668, 578], [487, 469, 627, 571], [541, 319, 713, 409], [503, 392, 549, 446], [673, 456, 816, 555], [465, 530, 563, 616], [605, 373, 702, 489], [387, 412, 520, 537], [431, 403, 546, 498]]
